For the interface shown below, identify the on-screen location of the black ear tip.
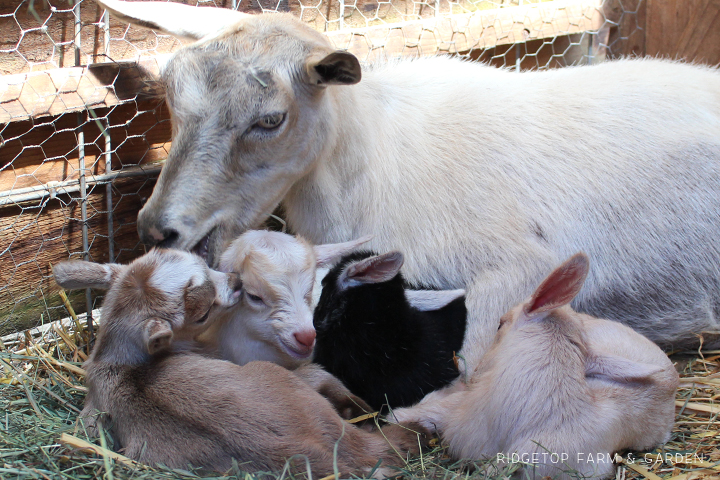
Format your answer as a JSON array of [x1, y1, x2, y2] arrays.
[[313, 51, 362, 85], [573, 251, 589, 262], [569, 252, 590, 273], [314, 63, 336, 79]]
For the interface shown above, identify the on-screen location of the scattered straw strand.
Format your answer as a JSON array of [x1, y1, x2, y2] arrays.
[[0, 358, 43, 417], [347, 412, 378, 424], [674, 400, 720, 415], [618, 459, 663, 480], [58, 433, 142, 468]]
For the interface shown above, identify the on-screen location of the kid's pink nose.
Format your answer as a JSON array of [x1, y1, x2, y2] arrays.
[[294, 330, 316, 349]]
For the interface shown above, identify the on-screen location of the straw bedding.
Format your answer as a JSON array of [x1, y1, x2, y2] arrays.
[[1, 304, 718, 480]]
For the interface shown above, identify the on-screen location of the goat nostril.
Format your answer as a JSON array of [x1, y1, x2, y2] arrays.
[[293, 330, 316, 348], [139, 224, 179, 248]]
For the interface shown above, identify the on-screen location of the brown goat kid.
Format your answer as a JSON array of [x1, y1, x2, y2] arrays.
[[54, 249, 422, 475]]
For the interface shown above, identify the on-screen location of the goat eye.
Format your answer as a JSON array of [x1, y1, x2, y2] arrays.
[[195, 307, 212, 324], [255, 113, 285, 130], [246, 292, 266, 306]]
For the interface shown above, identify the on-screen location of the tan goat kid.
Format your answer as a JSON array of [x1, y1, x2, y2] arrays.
[[391, 253, 679, 479], [54, 249, 422, 475], [200, 230, 371, 369], [97, 0, 720, 373]]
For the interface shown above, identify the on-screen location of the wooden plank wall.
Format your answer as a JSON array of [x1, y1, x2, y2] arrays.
[[646, 0, 720, 65], [1, 100, 171, 192], [0, 176, 158, 335], [0, 98, 169, 335]]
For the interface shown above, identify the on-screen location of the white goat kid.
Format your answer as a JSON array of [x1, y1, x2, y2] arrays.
[[98, 0, 720, 372], [200, 230, 371, 368], [391, 253, 679, 480]]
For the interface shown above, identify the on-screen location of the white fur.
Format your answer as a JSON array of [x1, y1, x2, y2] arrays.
[[313, 266, 330, 305], [391, 255, 679, 479], [148, 251, 207, 296], [201, 231, 371, 369], [404, 289, 466, 312], [289, 57, 720, 370], [95, 0, 247, 41], [106, 3, 720, 371]]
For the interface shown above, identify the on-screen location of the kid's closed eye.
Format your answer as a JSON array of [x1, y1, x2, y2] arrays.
[[246, 292, 265, 305], [195, 307, 212, 324]]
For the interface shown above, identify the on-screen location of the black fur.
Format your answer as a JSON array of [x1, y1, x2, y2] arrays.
[[312, 251, 467, 411]]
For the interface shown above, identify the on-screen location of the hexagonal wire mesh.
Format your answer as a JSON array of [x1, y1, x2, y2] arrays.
[[0, 0, 644, 340]]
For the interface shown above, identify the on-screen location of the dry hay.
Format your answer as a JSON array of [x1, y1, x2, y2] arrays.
[[1, 300, 719, 480]]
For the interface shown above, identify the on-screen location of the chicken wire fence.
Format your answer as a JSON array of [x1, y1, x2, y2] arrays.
[[0, 0, 643, 338]]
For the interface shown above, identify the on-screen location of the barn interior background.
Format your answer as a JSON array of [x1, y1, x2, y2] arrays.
[[2, 1, 720, 479], [1, 0, 720, 339]]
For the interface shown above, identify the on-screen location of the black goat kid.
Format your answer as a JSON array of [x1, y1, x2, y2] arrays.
[[313, 251, 467, 411]]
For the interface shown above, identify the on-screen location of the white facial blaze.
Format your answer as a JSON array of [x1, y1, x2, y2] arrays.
[[148, 252, 206, 297], [208, 269, 238, 307], [290, 290, 315, 332]]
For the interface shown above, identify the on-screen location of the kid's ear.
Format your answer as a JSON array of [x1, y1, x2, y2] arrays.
[[525, 253, 589, 317], [586, 353, 664, 382], [306, 50, 362, 87], [313, 235, 373, 268], [405, 289, 465, 311], [338, 251, 403, 290], [53, 261, 124, 290], [143, 318, 173, 355]]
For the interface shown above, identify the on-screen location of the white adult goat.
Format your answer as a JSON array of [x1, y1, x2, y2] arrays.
[[99, 0, 720, 370]]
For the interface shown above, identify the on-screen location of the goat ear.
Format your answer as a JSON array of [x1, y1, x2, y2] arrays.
[[405, 289, 465, 311], [313, 235, 373, 268], [586, 353, 664, 382], [525, 253, 589, 316], [339, 251, 403, 289], [53, 261, 124, 290], [96, 0, 247, 41], [306, 51, 362, 87], [143, 318, 174, 355]]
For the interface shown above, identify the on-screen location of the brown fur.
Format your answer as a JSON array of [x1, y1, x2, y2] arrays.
[[55, 249, 418, 474], [85, 358, 418, 474], [293, 363, 372, 419]]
